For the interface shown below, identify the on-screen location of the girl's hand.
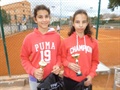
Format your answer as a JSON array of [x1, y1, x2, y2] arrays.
[[33, 68, 43, 80], [68, 62, 80, 73], [84, 75, 92, 86], [52, 65, 60, 75]]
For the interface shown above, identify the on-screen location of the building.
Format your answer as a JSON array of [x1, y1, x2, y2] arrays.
[[1, 0, 31, 25]]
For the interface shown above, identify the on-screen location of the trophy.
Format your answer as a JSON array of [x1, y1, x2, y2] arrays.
[[39, 60, 47, 70], [37, 60, 47, 82], [72, 53, 82, 76]]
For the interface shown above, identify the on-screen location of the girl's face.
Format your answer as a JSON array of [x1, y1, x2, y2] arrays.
[[34, 10, 50, 30], [73, 14, 88, 34]]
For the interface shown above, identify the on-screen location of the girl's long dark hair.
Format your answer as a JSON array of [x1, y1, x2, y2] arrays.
[[68, 9, 92, 37]]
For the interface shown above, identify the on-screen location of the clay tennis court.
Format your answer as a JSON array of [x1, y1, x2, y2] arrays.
[[0, 25, 120, 90]]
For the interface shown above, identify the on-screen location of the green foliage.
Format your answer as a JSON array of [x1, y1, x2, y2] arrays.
[[1, 9, 10, 24], [108, 0, 120, 11], [51, 21, 60, 26], [109, 20, 120, 23]]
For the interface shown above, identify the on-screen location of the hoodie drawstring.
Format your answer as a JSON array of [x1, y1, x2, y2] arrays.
[[76, 35, 87, 53]]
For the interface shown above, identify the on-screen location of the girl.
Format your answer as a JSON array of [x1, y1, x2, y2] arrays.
[[61, 9, 99, 90], [20, 5, 61, 90]]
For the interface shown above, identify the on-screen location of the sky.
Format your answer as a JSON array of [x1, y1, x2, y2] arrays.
[[0, 0, 120, 17]]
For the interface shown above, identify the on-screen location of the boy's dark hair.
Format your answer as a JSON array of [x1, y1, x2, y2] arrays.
[[68, 9, 92, 37], [34, 4, 50, 18]]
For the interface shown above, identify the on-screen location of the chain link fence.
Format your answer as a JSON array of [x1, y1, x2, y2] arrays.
[[0, 0, 120, 76]]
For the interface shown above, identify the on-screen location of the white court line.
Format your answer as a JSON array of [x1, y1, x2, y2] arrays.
[[60, 35, 120, 42], [99, 34, 120, 39], [99, 41, 120, 43], [98, 37, 120, 42], [98, 38, 119, 40]]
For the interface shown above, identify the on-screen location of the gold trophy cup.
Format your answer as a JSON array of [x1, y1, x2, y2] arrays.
[[37, 60, 47, 82], [72, 53, 82, 76], [39, 60, 47, 70]]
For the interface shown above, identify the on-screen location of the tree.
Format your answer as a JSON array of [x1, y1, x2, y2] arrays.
[[108, 0, 120, 11], [1, 9, 10, 24]]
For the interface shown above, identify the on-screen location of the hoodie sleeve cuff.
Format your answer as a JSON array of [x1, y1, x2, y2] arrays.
[[31, 67, 36, 76], [89, 72, 97, 78]]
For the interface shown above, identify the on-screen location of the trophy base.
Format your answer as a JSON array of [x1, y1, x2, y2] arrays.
[[76, 73, 82, 76], [37, 79, 43, 83]]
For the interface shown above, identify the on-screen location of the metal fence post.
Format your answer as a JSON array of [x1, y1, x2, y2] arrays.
[[0, 2, 11, 77], [96, 0, 101, 39]]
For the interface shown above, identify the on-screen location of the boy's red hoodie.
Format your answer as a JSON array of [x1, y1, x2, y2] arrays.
[[61, 32, 99, 82], [20, 28, 61, 80]]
